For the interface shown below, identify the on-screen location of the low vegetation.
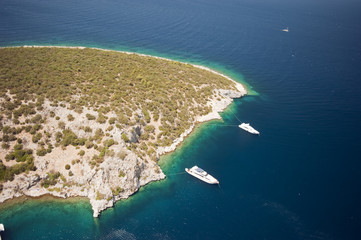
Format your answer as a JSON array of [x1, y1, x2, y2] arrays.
[[0, 47, 239, 185]]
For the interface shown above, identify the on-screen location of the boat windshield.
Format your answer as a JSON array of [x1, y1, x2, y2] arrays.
[[195, 167, 205, 174]]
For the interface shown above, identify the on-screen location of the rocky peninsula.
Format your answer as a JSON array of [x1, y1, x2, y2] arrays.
[[0, 46, 246, 217]]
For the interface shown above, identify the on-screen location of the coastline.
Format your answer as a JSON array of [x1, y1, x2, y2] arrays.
[[0, 45, 247, 217]]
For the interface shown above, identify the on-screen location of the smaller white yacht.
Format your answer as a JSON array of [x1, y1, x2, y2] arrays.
[[0, 223, 4, 240], [185, 166, 219, 184], [281, 27, 289, 32], [239, 123, 260, 135]]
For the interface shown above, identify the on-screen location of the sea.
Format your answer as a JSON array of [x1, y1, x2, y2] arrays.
[[1, 0, 361, 239]]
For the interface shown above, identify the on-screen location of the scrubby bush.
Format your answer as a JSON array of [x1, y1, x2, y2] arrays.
[[65, 164, 71, 170], [0, 157, 36, 182], [31, 114, 42, 123], [112, 186, 124, 195], [84, 126, 92, 133], [117, 150, 128, 160], [121, 133, 129, 143], [108, 117, 116, 125], [32, 133, 42, 143], [96, 113, 107, 124], [118, 170, 125, 177], [41, 171, 60, 188], [104, 138, 116, 148], [1, 143, 10, 149], [36, 148, 47, 156], [14, 144, 23, 151], [78, 150, 85, 156], [94, 128, 104, 141], [58, 121, 66, 129], [30, 124, 42, 134], [61, 130, 80, 146], [144, 124, 155, 133], [86, 114, 96, 120], [67, 114, 75, 121], [85, 140, 94, 149]]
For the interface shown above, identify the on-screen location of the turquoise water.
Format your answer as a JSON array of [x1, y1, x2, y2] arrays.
[[1, 0, 361, 239]]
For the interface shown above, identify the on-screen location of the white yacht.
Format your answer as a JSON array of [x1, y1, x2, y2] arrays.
[[0, 223, 4, 240], [185, 166, 219, 184], [281, 27, 289, 32], [239, 123, 260, 135]]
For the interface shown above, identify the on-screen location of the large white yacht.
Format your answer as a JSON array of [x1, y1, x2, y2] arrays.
[[239, 123, 260, 135], [0, 223, 4, 240], [281, 27, 289, 32], [185, 166, 219, 184]]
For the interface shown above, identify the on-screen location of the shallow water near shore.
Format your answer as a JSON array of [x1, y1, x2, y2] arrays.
[[1, 0, 361, 239]]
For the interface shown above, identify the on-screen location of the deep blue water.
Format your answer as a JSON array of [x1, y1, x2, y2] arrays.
[[1, 0, 361, 239]]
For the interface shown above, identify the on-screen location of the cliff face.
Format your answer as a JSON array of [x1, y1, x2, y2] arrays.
[[0, 47, 246, 217], [0, 100, 166, 217], [1, 152, 165, 217]]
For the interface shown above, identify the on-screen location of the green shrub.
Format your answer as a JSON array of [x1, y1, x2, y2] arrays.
[[65, 164, 71, 170], [55, 132, 63, 142], [1, 143, 10, 149], [118, 170, 125, 177], [85, 140, 94, 149], [67, 114, 75, 121], [96, 191, 104, 200], [30, 124, 42, 134], [104, 138, 116, 148], [78, 150, 85, 156], [96, 113, 107, 124], [36, 148, 47, 156], [94, 128, 104, 141], [31, 114, 42, 123], [117, 150, 128, 159], [14, 144, 23, 151], [84, 126, 92, 133], [86, 114, 96, 120], [108, 117, 116, 124], [61, 129, 78, 146], [58, 121, 66, 129], [112, 186, 124, 195], [121, 133, 129, 143], [144, 125, 155, 133], [32, 133, 42, 143], [41, 171, 60, 188], [118, 114, 128, 125]]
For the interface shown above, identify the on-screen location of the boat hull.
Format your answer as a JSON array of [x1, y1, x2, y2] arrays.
[[239, 123, 260, 135], [185, 168, 219, 184]]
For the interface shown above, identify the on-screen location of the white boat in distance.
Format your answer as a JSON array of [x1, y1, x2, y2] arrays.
[[239, 123, 260, 135], [185, 166, 219, 184], [281, 27, 289, 32]]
